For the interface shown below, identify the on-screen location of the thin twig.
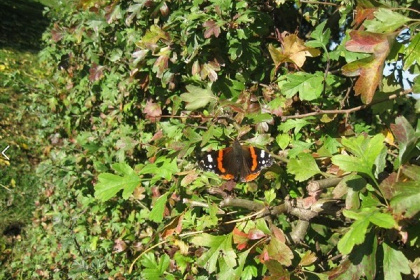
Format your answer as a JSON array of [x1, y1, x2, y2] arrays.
[[129, 240, 169, 274], [299, 0, 338, 6], [281, 89, 411, 120]]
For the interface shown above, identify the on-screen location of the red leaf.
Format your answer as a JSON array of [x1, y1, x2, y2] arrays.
[[233, 228, 249, 250], [342, 31, 394, 104], [144, 100, 162, 122], [89, 63, 105, 82], [203, 20, 221, 38], [248, 228, 266, 240]]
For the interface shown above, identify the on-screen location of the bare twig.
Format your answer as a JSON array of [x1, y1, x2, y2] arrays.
[[299, 0, 338, 6], [281, 89, 411, 120], [307, 177, 342, 193], [290, 220, 310, 244]]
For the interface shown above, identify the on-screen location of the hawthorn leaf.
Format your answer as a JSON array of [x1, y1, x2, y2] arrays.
[[268, 34, 320, 68], [150, 193, 169, 223], [264, 259, 290, 279], [337, 218, 370, 255], [281, 72, 324, 101], [233, 228, 249, 250], [342, 31, 394, 104], [89, 63, 105, 82], [141, 252, 170, 280], [331, 134, 385, 180], [94, 163, 140, 202], [144, 100, 162, 121], [390, 182, 420, 218], [278, 118, 313, 134], [266, 236, 294, 266], [402, 164, 420, 181], [218, 249, 250, 280], [191, 233, 236, 274], [364, 8, 411, 33], [287, 153, 321, 182], [383, 242, 411, 280], [203, 20, 221, 38], [390, 116, 419, 166], [306, 20, 330, 49], [152, 47, 170, 78], [368, 211, 397, 229], [404, 32, 420, 70], [180, 85, 216, 110]]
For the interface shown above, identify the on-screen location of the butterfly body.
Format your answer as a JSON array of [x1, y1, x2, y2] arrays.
[[200, 140, 273, 182]]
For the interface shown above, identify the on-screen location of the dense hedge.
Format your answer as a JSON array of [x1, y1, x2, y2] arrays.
[[2, 0, 419, 279]]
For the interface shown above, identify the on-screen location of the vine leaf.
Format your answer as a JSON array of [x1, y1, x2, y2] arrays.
[[342, 30, 394, 104], [383, 242, 411, 280], [190, 233, 237, 274], [94, 162, 140, 202]]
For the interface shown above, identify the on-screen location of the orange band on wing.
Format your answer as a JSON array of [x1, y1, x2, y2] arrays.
[[221, 174, 235, 180], [244, 172, 260, 182], [249, 147, 258, 171], [217, 150, 226, 173]]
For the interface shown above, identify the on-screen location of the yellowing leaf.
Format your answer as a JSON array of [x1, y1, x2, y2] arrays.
[[180, 84, 216, 110], [269, 33, 320, 68]]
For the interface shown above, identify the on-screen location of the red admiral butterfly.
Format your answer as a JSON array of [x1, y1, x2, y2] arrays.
[[200, 140, 273, 182]]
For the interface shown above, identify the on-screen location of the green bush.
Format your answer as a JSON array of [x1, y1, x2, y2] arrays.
[[2, 0, 420, 279]]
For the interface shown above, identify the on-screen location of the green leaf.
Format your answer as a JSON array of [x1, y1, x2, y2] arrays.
[[390, 116, 419, 166], [278, 118, 313, 134], [383, 242, 411, 280], [306, 20, 330, 49], [287, 153, 321, 182], [337, 218, 370, 255], [404, 32, 420, 70], [94, 163, 140, 202], [368, 211, 397, 229], [276, 134, 290, 150], [150, 193, 169, 223], [191, 233, 236, 274], [364, 8, 411, 33], [141, 253, 170, 280], [280, 72, 324, 101], [180, 85, 216, 110], [331, 134, 386, 180], [390, 181, 420, 218], [218, 249, 250, 280]]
